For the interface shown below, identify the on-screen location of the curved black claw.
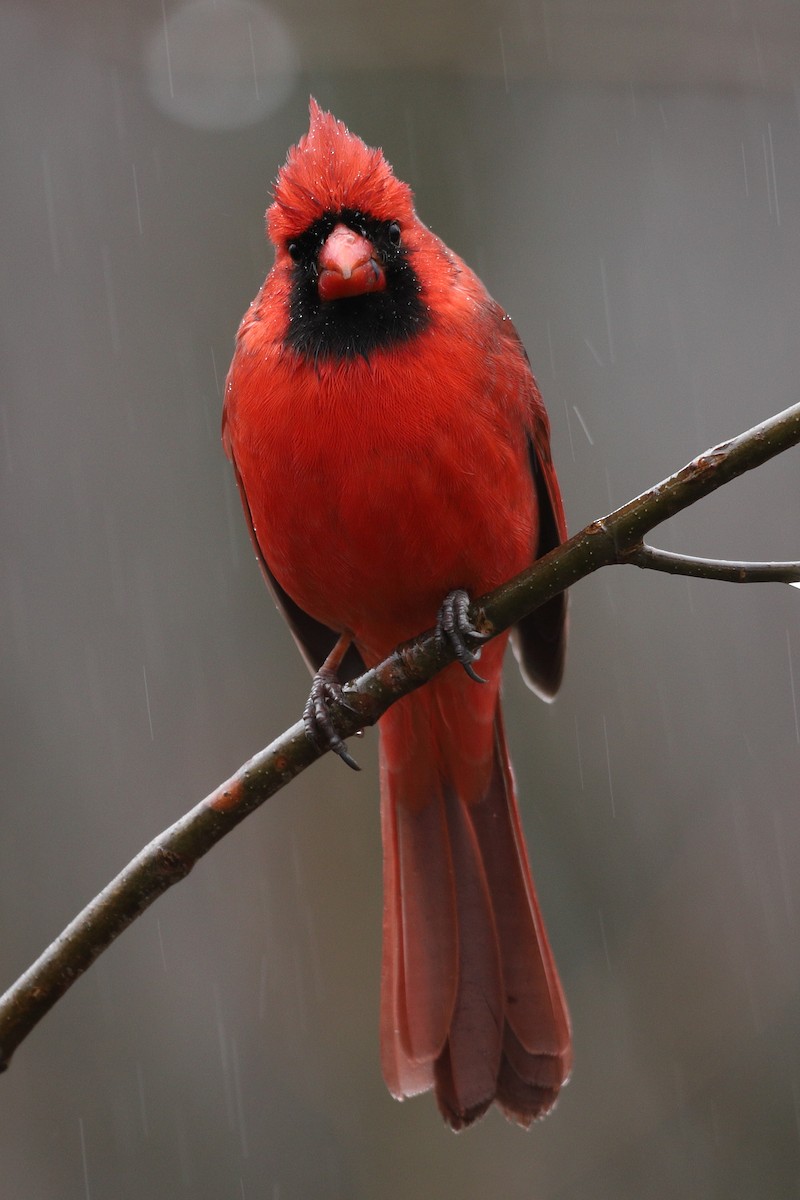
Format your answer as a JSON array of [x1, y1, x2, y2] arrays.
[[437, 588, 490, 684], [303, 667, 361, 771]]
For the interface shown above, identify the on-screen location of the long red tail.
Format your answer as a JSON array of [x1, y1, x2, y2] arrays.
[[378, 647, 571, 1130]]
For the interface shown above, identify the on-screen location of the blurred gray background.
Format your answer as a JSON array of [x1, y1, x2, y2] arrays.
[[2, 2, 800, 1197]]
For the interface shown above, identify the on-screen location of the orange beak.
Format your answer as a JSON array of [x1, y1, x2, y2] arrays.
[[317, 223, 386, 301]]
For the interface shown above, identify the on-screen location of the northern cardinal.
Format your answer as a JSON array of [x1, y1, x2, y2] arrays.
[[222, 100, 571, 1129]]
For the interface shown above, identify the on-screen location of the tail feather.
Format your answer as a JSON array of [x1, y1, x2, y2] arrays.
[[433, 783, 503, 1125], [496, 1032, 562, 1129], [379, 698, 458, 1094], [471, 713, 571, 1061], [379, 669, 571, 1130], [395, 795, 459, 1062], [379, 766, 433, 1100]]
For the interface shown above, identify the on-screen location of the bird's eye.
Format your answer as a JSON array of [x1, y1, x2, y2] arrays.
[[287, 241, 301, 261], [388, 221, 401, 245]]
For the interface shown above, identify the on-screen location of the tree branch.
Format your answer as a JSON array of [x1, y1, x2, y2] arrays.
[[1, 400, 799, 1071]]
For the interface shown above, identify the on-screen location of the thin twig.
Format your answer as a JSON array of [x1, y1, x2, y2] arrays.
[[625, 544, 800, 584], [1, 400, 799, 1071]]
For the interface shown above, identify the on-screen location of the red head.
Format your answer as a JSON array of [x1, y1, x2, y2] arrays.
[[265, 99, 433, 360], [267, 98, 415, 248]]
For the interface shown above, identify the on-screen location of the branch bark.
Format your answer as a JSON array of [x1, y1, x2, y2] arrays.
[[1, 401, 798, 1071]]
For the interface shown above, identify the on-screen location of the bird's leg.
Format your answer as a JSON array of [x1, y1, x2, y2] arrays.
[[436, 589, 490, 684], [303, 633, 361, 771]]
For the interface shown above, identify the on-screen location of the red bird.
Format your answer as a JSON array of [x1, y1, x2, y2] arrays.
[[222, 100, 571, 1129]]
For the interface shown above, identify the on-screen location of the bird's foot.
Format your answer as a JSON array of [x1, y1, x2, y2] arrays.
[[303, 635, 361, 771], [436, 589, 490, 683]]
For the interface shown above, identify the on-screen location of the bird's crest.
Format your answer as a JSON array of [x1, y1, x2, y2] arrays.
[[267, 98, 415, 244]]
